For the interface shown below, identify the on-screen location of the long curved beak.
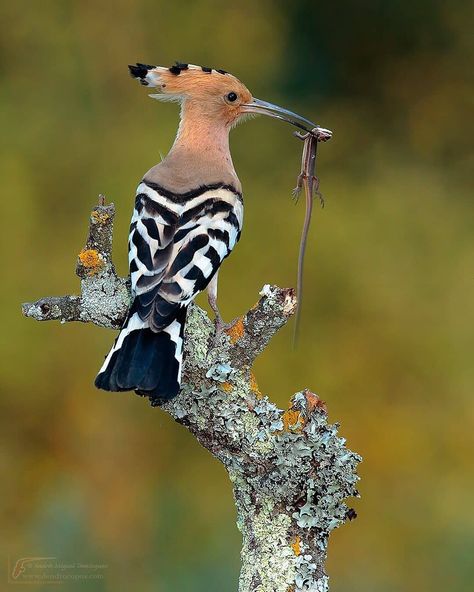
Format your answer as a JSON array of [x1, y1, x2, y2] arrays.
[[241, 98, 332, 140]]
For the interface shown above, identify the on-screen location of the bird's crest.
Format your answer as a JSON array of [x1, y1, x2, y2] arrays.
[[128, 62, 252, 104]]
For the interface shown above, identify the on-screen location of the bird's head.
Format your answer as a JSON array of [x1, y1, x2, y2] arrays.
[[128, 62, 332, 138]]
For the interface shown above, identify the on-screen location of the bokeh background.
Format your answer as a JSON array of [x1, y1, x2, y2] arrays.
[[1, 1, 473, 590]]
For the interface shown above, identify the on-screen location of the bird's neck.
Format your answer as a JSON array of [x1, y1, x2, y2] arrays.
[[162, 102, 239, 189]]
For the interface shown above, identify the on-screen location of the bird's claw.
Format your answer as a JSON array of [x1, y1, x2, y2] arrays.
[[212, 315, 235, 347]]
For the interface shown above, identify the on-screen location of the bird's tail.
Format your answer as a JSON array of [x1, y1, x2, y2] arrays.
[[95, 306, 186, 401]]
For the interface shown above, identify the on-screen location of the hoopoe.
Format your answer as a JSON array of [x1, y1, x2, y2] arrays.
[[95, 62, 331, 402]]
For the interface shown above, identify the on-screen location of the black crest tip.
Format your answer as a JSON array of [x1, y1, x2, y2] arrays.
[[169, 62, 189, 75], [128, 63, 153, 79]]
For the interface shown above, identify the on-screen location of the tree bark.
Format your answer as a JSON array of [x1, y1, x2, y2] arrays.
[[22, 199, 361, 592]]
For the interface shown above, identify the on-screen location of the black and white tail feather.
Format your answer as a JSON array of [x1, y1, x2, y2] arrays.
[[95, 180, 243, 401]]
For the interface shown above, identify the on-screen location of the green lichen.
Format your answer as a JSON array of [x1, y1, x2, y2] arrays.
[[251, 512, 294, 592], [168, 312, 361, 592]]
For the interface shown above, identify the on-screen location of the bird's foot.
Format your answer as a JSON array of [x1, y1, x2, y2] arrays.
[[212, 314, 237, 347]]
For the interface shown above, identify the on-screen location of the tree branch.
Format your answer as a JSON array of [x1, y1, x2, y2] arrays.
[[22, 198, 361, 592]]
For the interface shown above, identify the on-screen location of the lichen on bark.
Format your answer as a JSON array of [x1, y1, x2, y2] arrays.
[[22, 198, 361, 592]]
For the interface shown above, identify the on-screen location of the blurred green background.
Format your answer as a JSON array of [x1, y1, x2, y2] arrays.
[[1, 1, 473, 590]]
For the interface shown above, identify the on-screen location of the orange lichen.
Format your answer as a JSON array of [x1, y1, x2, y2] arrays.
[[291, 536, 301, 556], [78, 249, 104, 274], [303, 389, 327, 414], [282, 409, 304, 432], [249, 371, 263, 399], [91, 210, 110, 225], [225, 317, 245, 344], [221, 382, 233, 393]]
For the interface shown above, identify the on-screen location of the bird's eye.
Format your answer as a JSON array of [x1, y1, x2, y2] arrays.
[[225, 92, 238, 103]]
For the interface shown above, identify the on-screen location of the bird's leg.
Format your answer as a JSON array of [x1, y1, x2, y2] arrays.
[[207, 272, 229, 342]]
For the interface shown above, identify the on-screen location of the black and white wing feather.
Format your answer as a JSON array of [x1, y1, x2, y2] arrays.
[[95, 180, 243, 401]]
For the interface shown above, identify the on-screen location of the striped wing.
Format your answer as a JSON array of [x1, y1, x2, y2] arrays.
[[128, 180, 243, 332]]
